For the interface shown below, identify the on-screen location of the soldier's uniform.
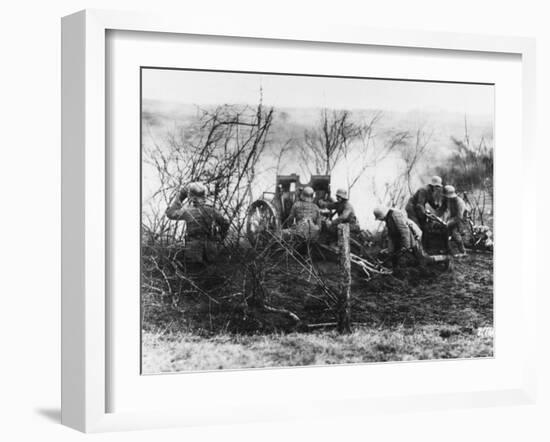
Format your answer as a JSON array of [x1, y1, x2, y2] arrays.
[[374, 206, 439, 270], [405, 176, 443, 229], [439, 185, 468, 255], [165, 184, 229, 264], [283, 187, 321, 241], [384, 209, 413, 255], [321, 188, 360, 235]]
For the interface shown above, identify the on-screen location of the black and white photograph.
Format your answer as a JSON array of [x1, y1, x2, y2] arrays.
[[140, 68, 494, 373]]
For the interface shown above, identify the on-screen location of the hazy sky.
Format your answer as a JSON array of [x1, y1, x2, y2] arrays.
[[142, 68, 494, 117]]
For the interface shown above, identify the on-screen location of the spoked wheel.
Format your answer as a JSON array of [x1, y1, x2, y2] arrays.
[[246, 199, 281, 247]]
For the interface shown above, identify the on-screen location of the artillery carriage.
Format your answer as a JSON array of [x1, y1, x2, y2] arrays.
[[245, 173, 332, 247], [245, 173, 390, 279]]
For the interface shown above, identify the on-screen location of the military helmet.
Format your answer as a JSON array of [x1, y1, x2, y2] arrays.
[[188, 182, 207, 198], [430, 176, 443, 187], [335, 188, 348, 200], [373, 206, 390, 221], [444, 185, 457, 198], [301, 186, 314, 200]]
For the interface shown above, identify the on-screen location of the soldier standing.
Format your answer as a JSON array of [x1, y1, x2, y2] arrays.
[[165, 182, 229, 264], [439, 185, 468, 257]]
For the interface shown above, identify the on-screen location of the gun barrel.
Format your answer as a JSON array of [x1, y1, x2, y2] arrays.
[[426, 212, 446, 226]]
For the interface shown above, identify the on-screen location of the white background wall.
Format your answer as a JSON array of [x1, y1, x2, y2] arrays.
[[0, 1, 547, 441]]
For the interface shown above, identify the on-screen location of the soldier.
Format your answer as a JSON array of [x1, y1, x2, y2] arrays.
[[283, 186, 321, 241], [439, 185, 468, 257], [165, 182, 229, 264], [405, 176, 444, 230], [373, 206, 445, 272], [319, 188, 360, 235], [373, 206, 415, 269]]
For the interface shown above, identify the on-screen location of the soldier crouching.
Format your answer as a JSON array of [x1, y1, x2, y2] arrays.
[[405, 175, 443, 231], [373, 206, 447, 275], [165, 182, 229, 265], [319, 188, 360, 241]]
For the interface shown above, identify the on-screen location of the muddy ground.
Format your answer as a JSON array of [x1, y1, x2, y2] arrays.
[[142, 251, 493, 372]]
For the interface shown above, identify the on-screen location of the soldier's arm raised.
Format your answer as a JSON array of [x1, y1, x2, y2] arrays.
[[165, 186, 190, 220], [165, 200, 186, 220]]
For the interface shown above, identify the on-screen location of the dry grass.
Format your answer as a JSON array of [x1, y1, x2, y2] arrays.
[[142, 324, 493, 373]]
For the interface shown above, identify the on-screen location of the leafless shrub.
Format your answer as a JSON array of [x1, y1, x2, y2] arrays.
[[377, 129, 432, 209], [435, 117, 493, 225], [143, 101, 274, 240], [141, 230, 347, 333], [299, 109, 407, 199], [300, 109, 363, 175]]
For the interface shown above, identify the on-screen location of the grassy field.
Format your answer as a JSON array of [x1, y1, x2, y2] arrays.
[[143, 324, 492, 373], [142, 251, 493, 373]]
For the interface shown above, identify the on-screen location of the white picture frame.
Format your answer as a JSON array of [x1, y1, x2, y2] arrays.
[[61, 9, 537, 433]]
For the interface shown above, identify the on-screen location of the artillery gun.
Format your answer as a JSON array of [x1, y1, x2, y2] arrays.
[[423, 208, 493, 254], [245, 173, 331, 246], [423, 210, 449, 254], [245, 174, 390, 279]]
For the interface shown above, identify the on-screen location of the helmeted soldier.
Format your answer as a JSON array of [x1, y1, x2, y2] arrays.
[[374, 206, 414, 268], [283, 186, 321, 241], [319, 188, 360, 234], [373, 206, 443, 271], [405, 176, 444, 229], [439, 185, 468, 257], [165, 182, 229, 263]]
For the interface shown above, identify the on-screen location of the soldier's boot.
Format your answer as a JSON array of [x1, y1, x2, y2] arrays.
[[453, 238, 467, 258], [412, 242, 432, 270], [448, 228, 467, 258]]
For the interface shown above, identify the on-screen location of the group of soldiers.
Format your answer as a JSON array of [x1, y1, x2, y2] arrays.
[[165, 175, 469, 270], [372, 176, 468, 271], [281, 174, 468, 270], [282, 187, 359, 242]]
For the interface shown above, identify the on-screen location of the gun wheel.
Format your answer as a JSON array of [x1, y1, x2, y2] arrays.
[[246, 200, 281, 247]]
